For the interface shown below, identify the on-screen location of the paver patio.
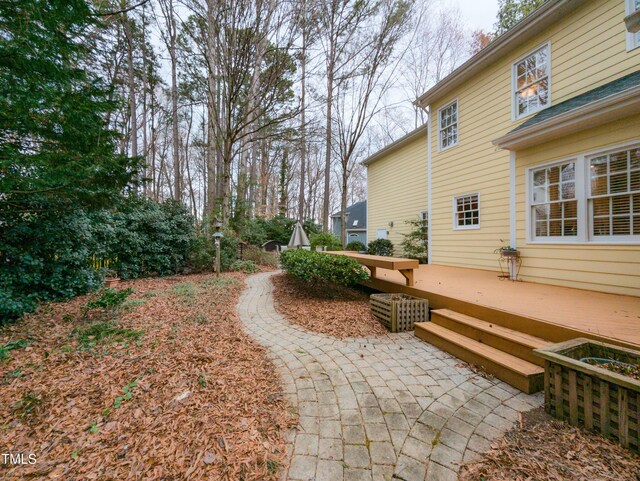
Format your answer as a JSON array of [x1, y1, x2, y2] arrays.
[[237, 272, 543, 481]]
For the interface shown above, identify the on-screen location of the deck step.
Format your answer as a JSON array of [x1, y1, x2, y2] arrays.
[[430, 309, 551, 367], [414, 322, 544, 394]]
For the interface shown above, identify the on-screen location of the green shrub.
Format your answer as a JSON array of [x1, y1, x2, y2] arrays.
[[345, 241, 366, 252], [242, 245, 279, 267], [90, 197, 194, 280], [187, 232, 239, 273], [86, 288, 134, 310], [309, 232, 343, 251], [0, 203, 103, 322], [400, 218, 428, 262], [280, 250, 368, 287], [367, 239, 394, 256], [230, 260, 259, 274]]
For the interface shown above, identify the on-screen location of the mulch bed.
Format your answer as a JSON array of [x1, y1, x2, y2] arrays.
[[0, 272, 295, 481], [271, 273, 388, 338], [459, 407, 640, 481]]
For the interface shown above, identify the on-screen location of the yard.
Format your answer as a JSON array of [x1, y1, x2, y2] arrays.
[[2, 268, 639, 480], [0, 272, 294, 481]]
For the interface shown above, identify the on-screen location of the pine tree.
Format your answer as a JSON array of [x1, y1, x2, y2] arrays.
[[495, 0, 546, 35], [0, 0, 142, 215]]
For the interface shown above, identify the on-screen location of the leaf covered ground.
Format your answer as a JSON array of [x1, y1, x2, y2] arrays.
[[0, 272, 295, 481], [459, 407, 640, 481], [271, 273, 388, 338]]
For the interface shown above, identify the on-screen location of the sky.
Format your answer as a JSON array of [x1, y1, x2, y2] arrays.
[[445, 0, 499, 32]]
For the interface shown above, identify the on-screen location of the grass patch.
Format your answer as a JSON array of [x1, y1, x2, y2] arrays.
[[73, 321, 143, 349], [86, 288, 134, 310], [171, 282, 199, 304], [119, 298, 145, 311], [199, 277, 238, 290], [12, 392, 42, 419], [0, 339, 29, 361]]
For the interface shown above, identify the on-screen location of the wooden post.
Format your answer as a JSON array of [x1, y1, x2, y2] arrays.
[[600, 381, 610, 437], [568, 370, 578, 425], [583, 376, 593, 430], [215, 237, 221, 278]]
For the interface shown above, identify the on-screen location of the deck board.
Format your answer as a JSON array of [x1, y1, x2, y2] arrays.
[[366, 264, 640, 349]]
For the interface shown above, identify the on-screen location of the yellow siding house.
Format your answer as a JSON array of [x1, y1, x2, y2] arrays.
[[364, 125, 428, 249], [366, 0, 640, 296]]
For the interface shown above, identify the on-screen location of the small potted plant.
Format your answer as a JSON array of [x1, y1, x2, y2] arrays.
[[104, 269, 120, 287], [495, 241, 518, 257]]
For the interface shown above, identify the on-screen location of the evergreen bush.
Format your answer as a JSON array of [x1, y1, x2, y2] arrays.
[[345, 241, 366, 252], [280, 250, 368, 287], [367, 239, 394, 256]]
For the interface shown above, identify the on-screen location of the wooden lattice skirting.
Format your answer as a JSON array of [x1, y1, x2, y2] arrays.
[[370, 293, 428, 333], [535, 338, 640, 452]]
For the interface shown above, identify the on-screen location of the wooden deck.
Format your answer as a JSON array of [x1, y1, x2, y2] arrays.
[[365, 264, 640, 350]]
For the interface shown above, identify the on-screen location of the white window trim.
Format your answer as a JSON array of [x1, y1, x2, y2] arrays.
[[452, 193, 480, 230], [437, 98, 459, 152], [525, 140, 640, 245], [626, 0, 640, 51], [512, 41, 552, 121]]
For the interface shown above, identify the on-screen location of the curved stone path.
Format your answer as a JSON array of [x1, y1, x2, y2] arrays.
[[238, 272, 543, 481]]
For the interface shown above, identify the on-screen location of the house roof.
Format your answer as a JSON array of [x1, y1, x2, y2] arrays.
[[416, 0, 588, 108], [511, 70, 640, 133], [361, 124, 428, 167], [331, 200, 367, 230], [493, 70, 640, 149]]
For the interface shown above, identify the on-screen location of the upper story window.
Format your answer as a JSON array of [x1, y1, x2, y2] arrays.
[[438, 100, 458, 150], [513, 44, 550, 119], [626, 0, 640, 51], [453, 193, 479, 230]]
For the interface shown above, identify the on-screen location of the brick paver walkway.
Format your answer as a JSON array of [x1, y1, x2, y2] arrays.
[[237, 272, 543, 481]]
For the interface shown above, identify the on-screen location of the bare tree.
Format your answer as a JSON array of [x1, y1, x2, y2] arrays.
[[156, 0, 182, 201], [334, 0, 413, 245], [401, 4, 467, 127]]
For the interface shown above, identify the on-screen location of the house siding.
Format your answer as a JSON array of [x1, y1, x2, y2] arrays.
[[367, 133, 428, 253], [427, 0, 640, 283], [515, 115, 640, 296]]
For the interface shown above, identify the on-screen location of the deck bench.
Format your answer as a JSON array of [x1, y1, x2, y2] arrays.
[[324, 251, 419, 286]]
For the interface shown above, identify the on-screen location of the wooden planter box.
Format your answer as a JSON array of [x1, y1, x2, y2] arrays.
[[534, 338, 640, 452], [370, 293, 428, 333]]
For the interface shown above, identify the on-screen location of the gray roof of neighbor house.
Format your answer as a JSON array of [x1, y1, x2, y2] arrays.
[[509, 69, 640, 134], [416, 0, 588, 108], [331, 200, 367, 230]]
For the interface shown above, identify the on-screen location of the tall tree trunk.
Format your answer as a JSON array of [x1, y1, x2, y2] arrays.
[[298, 24, 307, 223], [170, 9, 180, 202], [323, 37, 335, 231], [123, 16, 138, 161], [206, 0, 217, 219]]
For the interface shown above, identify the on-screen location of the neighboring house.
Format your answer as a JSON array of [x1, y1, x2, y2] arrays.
[[331, 200, 367, 246], [366, 0, 640, 296], [364, 126, 429, 252]]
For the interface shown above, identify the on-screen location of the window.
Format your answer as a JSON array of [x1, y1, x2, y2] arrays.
[[513, 44, 550, 119], [352, 219, 359, 227], [438, 100, 458, 150], [527, 143, 640, 243], [531, 162, 577, 238], [589, 148, 640, 237], [453, 194, 479, 229], [626, 0, 640, 50]]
